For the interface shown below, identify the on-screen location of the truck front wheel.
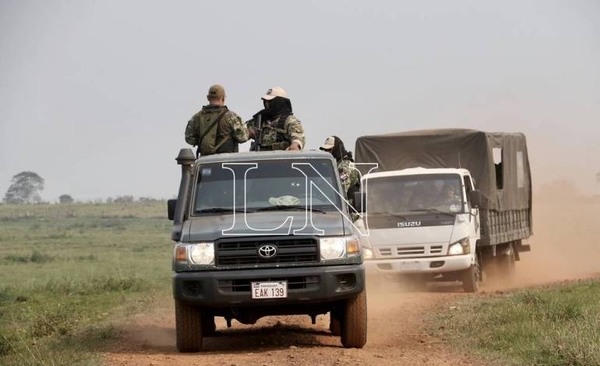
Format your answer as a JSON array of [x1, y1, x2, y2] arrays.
[[340, 290, 367, 348], [461, 253, 481, 293], [175, 300, 203, 352]]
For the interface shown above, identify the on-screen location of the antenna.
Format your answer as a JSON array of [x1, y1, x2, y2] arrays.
[[458, 151, 462, 169]]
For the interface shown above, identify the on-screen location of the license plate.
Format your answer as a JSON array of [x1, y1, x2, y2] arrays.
[[400, 261, 420, 271], [251, 281, 288, 299]]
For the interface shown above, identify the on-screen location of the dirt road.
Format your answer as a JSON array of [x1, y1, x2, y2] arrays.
[[104, 190, 600, 366], [104, 282, 488, 366]]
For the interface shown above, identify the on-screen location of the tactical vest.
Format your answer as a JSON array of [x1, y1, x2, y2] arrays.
[[260, 114, 291, 150]]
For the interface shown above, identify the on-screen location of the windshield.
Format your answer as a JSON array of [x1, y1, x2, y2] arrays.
[[366, 174, 463, 215], [192, 159, 343, 214]]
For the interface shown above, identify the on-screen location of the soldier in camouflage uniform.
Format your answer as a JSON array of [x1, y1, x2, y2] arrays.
[[320, 136, 360, 201], [185, 84, 249, 156], [246, 86, 305, 151]]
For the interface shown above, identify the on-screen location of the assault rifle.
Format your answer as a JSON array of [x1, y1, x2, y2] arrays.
[[248, 110, 265, 151]]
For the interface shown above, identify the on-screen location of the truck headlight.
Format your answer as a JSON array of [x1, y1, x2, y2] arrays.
[[447, 238, 470, 255], [190, 243, 215, 264], [320, 236, 361, 260], [363, 248, 374, 259], [175, 243, 215, 265], [320, 238, 346, 260]]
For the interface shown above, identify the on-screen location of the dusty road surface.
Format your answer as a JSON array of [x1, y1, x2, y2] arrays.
[[104, 283, 488, 366], [104, 189, 600, 366]]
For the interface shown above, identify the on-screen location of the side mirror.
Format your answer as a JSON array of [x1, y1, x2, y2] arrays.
[[352, 191, 366, 213], [167, 199, 177, 220], [468, 190, 482, 208]]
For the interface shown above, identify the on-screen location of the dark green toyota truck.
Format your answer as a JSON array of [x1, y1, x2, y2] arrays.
[[167, 148, 367, 352]]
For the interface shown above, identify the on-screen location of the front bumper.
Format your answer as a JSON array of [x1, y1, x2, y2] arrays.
[[365, 254, 472, 274], [173, 264, 365, 307]]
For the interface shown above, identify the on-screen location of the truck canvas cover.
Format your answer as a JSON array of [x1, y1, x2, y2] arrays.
[[355, 129, 532, 212]]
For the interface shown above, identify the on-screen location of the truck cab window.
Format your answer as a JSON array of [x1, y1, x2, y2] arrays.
[[193, 159, 342, 213], [367, 174, 462, 215]]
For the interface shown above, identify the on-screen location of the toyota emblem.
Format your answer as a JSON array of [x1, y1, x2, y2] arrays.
[[258, 244, 277, 259]]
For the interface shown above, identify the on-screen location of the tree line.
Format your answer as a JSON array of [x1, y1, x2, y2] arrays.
[[2, 171, 163, 204]]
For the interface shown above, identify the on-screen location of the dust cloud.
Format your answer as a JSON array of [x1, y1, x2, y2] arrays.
[[511, 180, 600, 287]]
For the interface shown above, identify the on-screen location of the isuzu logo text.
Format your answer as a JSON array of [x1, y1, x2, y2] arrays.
[[397, 221, 422, 228]]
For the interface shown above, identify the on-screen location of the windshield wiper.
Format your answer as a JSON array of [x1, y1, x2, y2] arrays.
[[196, 207, 247, 214], [409, 208, 455, 217], [255, 205, 326, 214]]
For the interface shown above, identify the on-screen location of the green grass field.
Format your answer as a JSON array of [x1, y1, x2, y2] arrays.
[[0, 202, 173, 366], [2, 202, 600, 365], [433, 279, 600, 366]]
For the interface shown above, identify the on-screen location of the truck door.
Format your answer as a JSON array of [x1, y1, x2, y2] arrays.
[[463, 175, 480, 240]]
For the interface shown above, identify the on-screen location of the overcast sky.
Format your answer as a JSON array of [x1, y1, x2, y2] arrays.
[[1, 0, 599, 202]]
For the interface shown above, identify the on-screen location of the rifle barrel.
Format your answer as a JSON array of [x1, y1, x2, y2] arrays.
[[255, 114, 262, 152]]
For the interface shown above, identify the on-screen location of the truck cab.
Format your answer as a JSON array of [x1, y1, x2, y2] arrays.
[[357, 167, 483, 292], [168, 148, 367, 352]]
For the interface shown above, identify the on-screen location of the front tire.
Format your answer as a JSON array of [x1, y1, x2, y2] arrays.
[[340, 290, 367, 348], [175, 300, 203, 352], [462, 253, 481, 293]]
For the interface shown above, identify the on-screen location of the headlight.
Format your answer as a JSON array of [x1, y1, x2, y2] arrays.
[[320, 238, 346, 260], [363, 248, 374, 259], [447, 238, 470, 255], [320, 236, 361, 260], [175, 243, 215, 265], [190, 243, 215, 264]]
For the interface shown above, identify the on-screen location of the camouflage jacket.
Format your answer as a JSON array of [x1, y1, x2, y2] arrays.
[[338, 158, 360, 197], [185, 106, 249, 149], [248, 114, 306, 150]]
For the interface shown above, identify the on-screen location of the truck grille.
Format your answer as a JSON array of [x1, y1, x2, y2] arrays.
[[378, 244, 443, 258], [215, 237, 319, 266]]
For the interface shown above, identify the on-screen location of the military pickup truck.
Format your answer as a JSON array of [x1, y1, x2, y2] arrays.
[[167, 148, 367, 352]]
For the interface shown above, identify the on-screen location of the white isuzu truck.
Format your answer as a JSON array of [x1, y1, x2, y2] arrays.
[[353, 129, 533, 292]]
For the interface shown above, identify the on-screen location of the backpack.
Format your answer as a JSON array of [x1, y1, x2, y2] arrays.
[[196, 108, 229, 157]]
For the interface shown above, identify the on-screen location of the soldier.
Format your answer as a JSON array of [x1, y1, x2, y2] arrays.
[[439, 183, 461, 205], [320, 136, 360, 201], [185, 84, 249, 157], [247, 86, 305, 151]]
